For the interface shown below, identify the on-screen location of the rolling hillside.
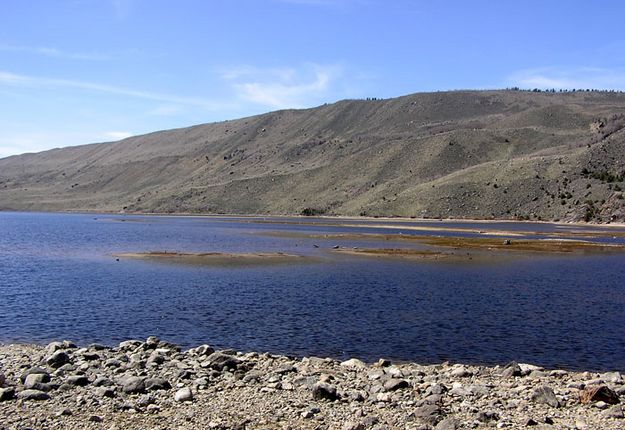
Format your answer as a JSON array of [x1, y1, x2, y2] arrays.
[[1, 90, 625, 222]]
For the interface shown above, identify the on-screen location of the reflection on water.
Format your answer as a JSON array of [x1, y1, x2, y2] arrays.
[[1, 211, 625, 372]]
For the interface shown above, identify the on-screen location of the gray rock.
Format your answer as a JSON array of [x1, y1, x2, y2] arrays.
[[0, 387, 15, 401], [531, 386, 560, 408], [383, 378, 409, 391], [93, 377, 114, 387], [122, 376, 146, 394], [429, 383, 448, 395], [174, 387, 193, 402], [87, 343, 108, 351], [94, 387, 115, 398], [450, 366, 472, 377], [46, 341, 65, 354], [119, 339, 142, 350], [340, 358, 367, 370], [136, 394, 155, 407], [0, 372, 5, 387], [66, 375, 89, 386], [80, 352, 100, 361], [17, 389, 51, 401], [414, 404, 442, 425], [601, 372, 622, 384], [20, 367, 49, 383], [204, 352, 241, 371], [474, 411, 500, 422], [435, 417, 460, 430], [146, 353, 165, 365], [342, 421, 365, 430], [448, 385, 471, 397], [145, 377, 171, 391], [104, 358, 122, 368], [46, 351, 71, 368], [501, 362, 522, 378], [602, 405, 624, 419], [24, 373, 50, 388], [193, 344, 215, 356], [311, 382, 339, 401]]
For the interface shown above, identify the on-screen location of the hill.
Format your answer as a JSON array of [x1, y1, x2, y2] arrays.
[[1, 90, 625, 222]]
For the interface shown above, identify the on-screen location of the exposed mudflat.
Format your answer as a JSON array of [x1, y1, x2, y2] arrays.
[[113, 251, 312, 267]]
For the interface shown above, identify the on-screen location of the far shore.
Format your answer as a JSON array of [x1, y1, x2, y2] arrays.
[[3, 208, 625, 229]]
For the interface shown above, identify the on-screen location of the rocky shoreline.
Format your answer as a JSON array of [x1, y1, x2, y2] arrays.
[[1, 338, 623, 429]]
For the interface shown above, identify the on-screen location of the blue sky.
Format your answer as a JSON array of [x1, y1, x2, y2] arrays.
[[1, 0, 625, 158]]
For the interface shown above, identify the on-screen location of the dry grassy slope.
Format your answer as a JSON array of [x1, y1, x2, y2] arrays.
[[1, 90, 625, 222]]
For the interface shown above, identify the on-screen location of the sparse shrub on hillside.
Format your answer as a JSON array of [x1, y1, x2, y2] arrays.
[[301, 207, 326, 216]]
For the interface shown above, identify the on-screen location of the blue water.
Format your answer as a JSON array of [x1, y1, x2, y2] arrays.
[[1, 212, 625, 372]]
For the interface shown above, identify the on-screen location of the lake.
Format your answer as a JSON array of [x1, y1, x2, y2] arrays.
[[1, 211, 624, 372]]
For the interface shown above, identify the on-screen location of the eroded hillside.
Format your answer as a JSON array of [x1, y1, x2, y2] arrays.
[[1, 90, 624, 222]]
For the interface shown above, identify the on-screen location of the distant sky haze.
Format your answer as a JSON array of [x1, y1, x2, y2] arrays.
[[1, 0, 625, 157]]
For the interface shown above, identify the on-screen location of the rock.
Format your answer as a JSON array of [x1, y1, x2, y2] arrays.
[[311, 382, 339, 401], [502, 362, 522, 378], [24, 373, 50, 388], [46, 341, 65, 353], [204, 352, 241, 371], [145, 377, 171, 391], [448, 385, 471, 397], [122, 376, 146, 394], [475, 411, 500, 422], [525, 418, 538, 426], [595, 401, 609, 409], [342, 421, 365, 430], [435, 418, 460, 430], [93, 377, 114, 387], [531, 386, 560, 408], [46, 351, 71, 368], [429, 383, 448, 395], [174, 387, 193, 402], [66, 375, 89, 386], [192, 344, 215, 356], [81, 352, 100, 361], [119, 340, 142, 350], [375, 392, 392, 402], [341, 358, 367, 370], [56, 408, 73, 416], [450, 365, 472, 377], [383, 378, 409, 391], [136, 394, 155, 407], [602, 405, 624, 419], [94, 387, 115, 398], [601, 372, 623, 384], [519, 363, 543, 374], [376, 358, 391, 367], [0, 387, 15, 401], [0, 373, 5, 387], [89, 415, 103, 423], [17, 389, 51, 401], [20, 367, 49, 383], [580, 385, 620, 405], [146, 352, 165, 366], [414, 404, 441, 425]]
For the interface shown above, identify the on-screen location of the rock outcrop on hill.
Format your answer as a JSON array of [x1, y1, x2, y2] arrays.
[[1, 90, 624, 222]]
